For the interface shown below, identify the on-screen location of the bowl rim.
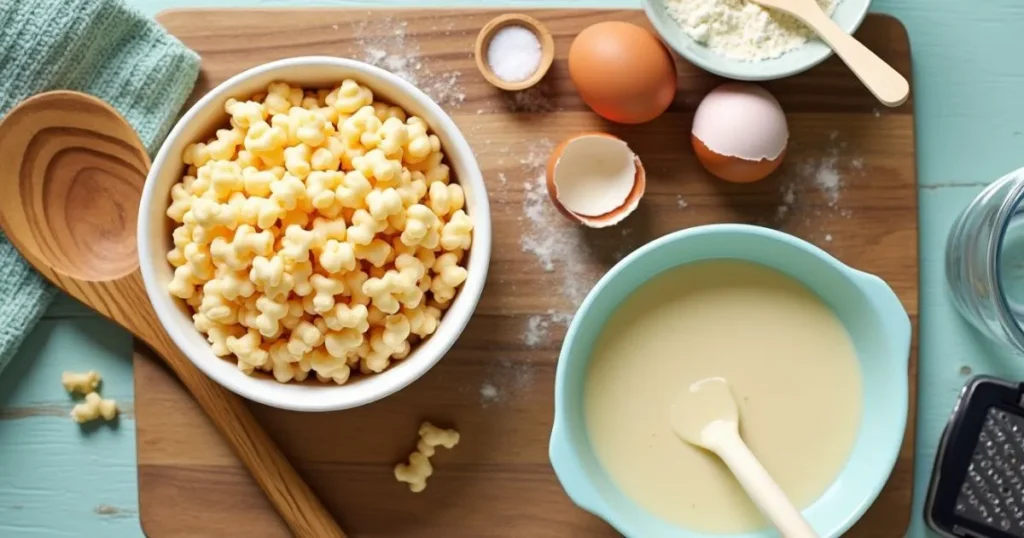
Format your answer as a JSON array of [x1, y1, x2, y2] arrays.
[[549, 223, 910, 537], [137, 56, 491, 412], [640, 0, 872, 81]]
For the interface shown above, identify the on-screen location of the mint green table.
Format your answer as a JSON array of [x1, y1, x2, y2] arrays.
[[0, 0, 1018, 536]]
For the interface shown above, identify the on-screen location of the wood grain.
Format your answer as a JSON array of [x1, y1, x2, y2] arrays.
[[0, 92, 343, 538], [142, 8, 918, 537]]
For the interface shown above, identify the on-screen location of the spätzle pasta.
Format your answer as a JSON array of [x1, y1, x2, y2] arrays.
[[394, 421, 460, 492], [165, 80, 473, 385]]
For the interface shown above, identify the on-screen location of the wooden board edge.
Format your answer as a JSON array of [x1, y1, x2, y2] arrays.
[[146, 10, 921, 536], [133, 346, 155, 538]]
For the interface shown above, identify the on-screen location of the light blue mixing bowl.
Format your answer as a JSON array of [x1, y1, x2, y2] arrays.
[[549, 224, 910, 538], [641, 0, 871, 81]]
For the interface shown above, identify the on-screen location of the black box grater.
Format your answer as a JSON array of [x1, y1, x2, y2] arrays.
[[926, 376, 1024, 538]]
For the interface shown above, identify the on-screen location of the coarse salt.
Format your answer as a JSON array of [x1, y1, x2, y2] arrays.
[[488, 25, 542, 83]]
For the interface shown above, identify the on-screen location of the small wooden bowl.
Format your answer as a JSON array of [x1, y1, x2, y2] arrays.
[[474, 13, 555, 92]]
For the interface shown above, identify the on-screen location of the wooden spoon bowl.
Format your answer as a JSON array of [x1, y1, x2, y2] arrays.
[[0, 91, 344, 538], [3, 92, 145, 281]]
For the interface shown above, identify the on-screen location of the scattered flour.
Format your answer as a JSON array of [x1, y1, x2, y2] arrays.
[[478, 356, 535, 407], [666, 0, 837, 62], [515, 139, 596, 339], [804, 155, 841, 207], [548, 309, 573, 325], [782, 182, 797, 205], [519, 172, 596, 309], [775, 181, 797, 220], [352, 17, 466, 108], [772, 131, 864, 241], [522, 310, 576, 349], [676, 195, 688, 209], [524, 315, 550, 347], [498, 172, 508, 185], [480, 383, 499, 403], [518, 140, 559, 271]]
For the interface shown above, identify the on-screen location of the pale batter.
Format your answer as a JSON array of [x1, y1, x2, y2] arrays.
[[584, 260, 862, 533]]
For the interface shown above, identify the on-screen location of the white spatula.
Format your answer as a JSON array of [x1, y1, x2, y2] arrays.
[[749, 0, 909, 107], [670, 378, 818, 538]]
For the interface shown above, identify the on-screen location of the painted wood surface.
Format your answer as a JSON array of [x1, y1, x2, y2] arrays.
[[0, 90, 344, 538], [138, 9, 916, 536], [0, 0, 1022, 537]]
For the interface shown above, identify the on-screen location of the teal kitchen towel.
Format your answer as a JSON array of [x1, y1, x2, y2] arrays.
[[0, 0, 199, 376]]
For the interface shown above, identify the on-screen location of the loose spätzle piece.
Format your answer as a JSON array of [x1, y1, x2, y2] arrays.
[[71, 392, 118, 424], [61, 371, 101, 395], [418, 422, 461, 456], [394, 422, 460, 492]]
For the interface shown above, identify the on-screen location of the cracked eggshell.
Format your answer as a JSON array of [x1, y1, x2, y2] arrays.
[[546, 133, 646, 228], [692, 83, 788, 183]]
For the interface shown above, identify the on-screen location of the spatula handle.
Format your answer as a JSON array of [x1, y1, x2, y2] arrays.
[[799, 8, 909, 107], [707, 424, 817, 538]]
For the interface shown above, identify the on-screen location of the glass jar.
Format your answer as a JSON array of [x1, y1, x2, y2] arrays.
[[946, 166, 1024, 354]]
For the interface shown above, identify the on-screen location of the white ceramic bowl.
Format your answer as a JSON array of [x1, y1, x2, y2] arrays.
[[139, 56, 492, 412], [641, 0, 871, 81]]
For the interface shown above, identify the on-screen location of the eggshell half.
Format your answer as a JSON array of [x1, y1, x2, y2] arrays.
[[546, 133, 646, 228], [692, 83, 788, 161], [552, 136, 636, 216], [693, 135, 786, 184]]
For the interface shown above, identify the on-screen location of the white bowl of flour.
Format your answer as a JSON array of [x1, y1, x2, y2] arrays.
[[642, 0, 870, 80]]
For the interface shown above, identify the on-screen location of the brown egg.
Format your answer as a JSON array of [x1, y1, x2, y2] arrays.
[[692, 136, 787, 184], [691, 83, 789, 183], [568, 22, 677, 124]]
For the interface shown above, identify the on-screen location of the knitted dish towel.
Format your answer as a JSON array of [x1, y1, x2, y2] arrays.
[[0, 0, 199, 376]]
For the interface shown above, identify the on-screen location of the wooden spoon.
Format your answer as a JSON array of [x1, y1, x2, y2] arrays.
[[749, 0, 909, 107], [0, 91, 345, 538], [670, 377, 817, 538]]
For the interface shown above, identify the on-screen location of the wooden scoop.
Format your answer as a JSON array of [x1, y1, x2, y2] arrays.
[[749, 0, 909, 107], [0, 91, 345, 538], [670, 378, 817, 538]]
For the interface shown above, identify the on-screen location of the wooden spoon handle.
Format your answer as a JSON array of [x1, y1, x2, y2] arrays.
[[96, 273, 345, 537], [706, 424, 817, 538], [800, 9, 909, 107], [143, 321, 345, 537], [0, 89, 340, 536]]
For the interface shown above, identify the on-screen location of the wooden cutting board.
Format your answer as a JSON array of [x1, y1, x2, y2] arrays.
[[139, 9, 918, 537]]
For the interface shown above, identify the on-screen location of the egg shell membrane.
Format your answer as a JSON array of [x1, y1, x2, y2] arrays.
[[546, 133, 646, 228], [692, 135, 786, 184]]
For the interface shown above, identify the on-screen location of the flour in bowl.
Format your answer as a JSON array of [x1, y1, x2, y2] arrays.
[[666, 0, 838, 61]]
